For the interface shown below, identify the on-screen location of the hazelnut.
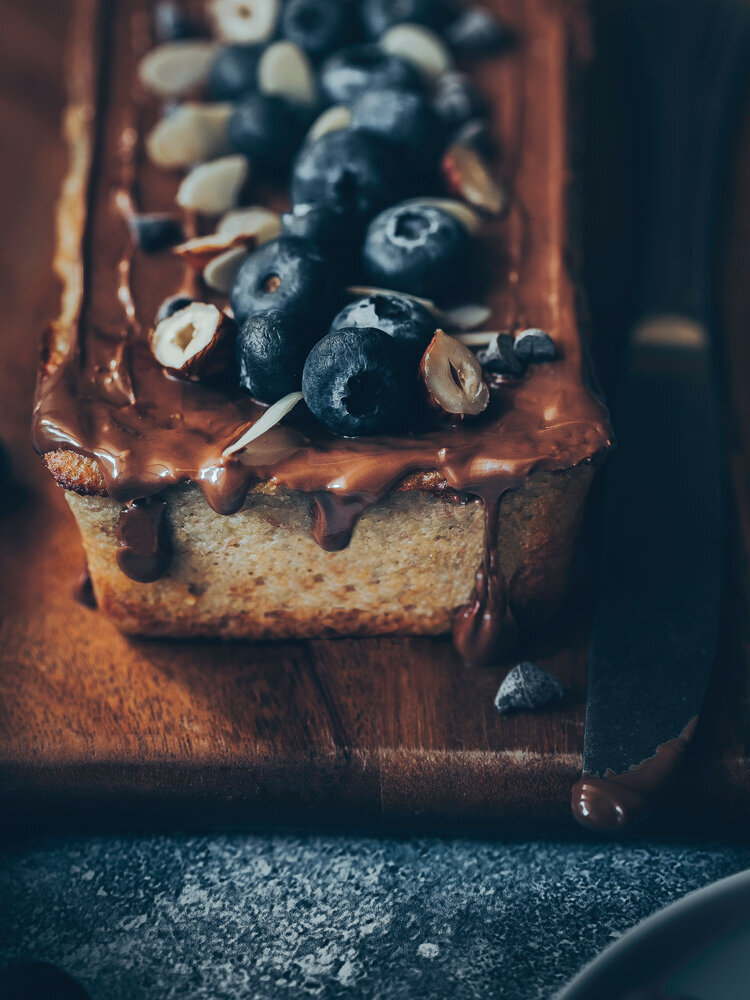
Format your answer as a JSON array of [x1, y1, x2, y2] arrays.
[[419, 329, 489, 418], [149, 303, 236, 380]]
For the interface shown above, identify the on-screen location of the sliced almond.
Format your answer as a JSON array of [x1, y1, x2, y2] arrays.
[[452, 330, 503, 347], [442, 143, 509, 217], [305, 105, 352, 144], [174, 232, 256, 270], [209, 0, 280, 43], [223, 391, 305, 457], [441, 303, 492, 331], [149, 303, 237, 380], [258, 40, 317, 106], [399, 197, 483, 236], [138, 41, 218, 98], [203, 246, 250, 293], [419, 329, 489, 418], [176, 155, 249, 215], [380, 24, 453, 82], [217, 206, 282, 242], [146, 103, 233, 169]]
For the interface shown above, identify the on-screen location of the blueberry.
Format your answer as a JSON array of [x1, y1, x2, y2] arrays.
[[154, 1, 195, 42], [230, 236, 337, 327], [207, 45, 261, 100], [362, 203, 471, 300], [330, 294, 434, 357], [155, 294, 195, 324], [303, 327, 413, 436], [351, 87, 440, 170], [361, 0, 456, 39], [281, 0, 352, 61], [292, 129, 402, 225], [432, 72, 489, 135], [477, 333, 525, 378], [229, 93, 306, 167], [237, 310, 317, 402], [445, 8, 514, 57], [494, 662, 564, 715], [513, 328, 557, 363], [319, 44, 421, 104], [129, 214, 184, 254], [281, 202, 355, 254]]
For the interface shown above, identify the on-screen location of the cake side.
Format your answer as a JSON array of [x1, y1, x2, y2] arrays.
[[33, 0, 612, 657], [68, 465, 594, 639]]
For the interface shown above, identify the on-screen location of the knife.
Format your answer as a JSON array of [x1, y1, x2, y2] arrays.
[[571, 0, 750, 832]]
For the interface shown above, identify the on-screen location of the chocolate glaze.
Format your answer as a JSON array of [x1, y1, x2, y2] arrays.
[[115, 495, 172, 583], [571, 717, 699, 832], [32, 0, 612, 661]]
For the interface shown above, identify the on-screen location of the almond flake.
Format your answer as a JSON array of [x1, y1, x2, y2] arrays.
[[451, 330, 503, 347], [441, 303, 492, 331], [223, 391, 305, 457], [176, 155, 249, 215], [217, 206, 282, 242], [380, 24, 453, 82], [258, 41, 317, 105], [306, 105, 352, 144], [174, 232, 256, 270], [203, 247, 251, 293], [138, 41, 218, 97], [146, 103, 233, 168], [209, 0, 280, 43], [442, 143, 509, 217]]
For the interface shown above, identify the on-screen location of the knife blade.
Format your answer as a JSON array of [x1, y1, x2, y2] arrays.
[[571, 0, 750, 832]]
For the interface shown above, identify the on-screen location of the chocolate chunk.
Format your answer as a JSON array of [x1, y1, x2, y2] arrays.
[[115, 497, 172, 583], [477, 333, 526, 378], [129, 213, 184, 254], [494, 661, 564, 714], [513, 328, 556, 363]]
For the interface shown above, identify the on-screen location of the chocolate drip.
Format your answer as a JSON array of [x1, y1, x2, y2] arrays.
[[571, 717, 698, 831], [73, 564, 97, 608], [453, 494, 518, 667], [115, 496, 172, 582], [311, 491, 379, 551]]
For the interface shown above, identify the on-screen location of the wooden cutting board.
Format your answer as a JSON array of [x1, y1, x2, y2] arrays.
[[1, 0, 748, 833]]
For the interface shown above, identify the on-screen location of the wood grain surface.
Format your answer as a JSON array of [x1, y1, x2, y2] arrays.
[[0, 0, 748, 833]]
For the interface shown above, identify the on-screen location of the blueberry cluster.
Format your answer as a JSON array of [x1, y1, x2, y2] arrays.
[[148, 1, 553, 439]]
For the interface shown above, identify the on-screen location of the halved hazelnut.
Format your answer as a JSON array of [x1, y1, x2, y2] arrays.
[[146, 103, 233, 169], [442, 143, 509, 217], [258, 40, 317, 105], [149, 303, 236, 380], [419, 329, 489, 418], [173, 232, 256, 270], [137, 41, 218, 98], [209, 0, 280, 44]]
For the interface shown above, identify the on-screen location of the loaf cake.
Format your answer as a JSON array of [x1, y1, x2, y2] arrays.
[[33, 0, 612, 665]]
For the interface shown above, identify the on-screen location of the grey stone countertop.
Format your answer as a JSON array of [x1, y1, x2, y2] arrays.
[[1, 833, 749, 999]]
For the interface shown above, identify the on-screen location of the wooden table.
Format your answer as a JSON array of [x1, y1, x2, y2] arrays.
[[0, 0, 748, 833]]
